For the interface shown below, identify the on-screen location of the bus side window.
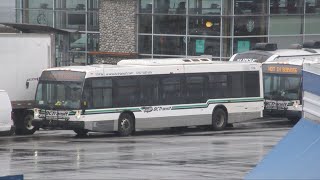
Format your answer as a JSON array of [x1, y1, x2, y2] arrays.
[[90, 78, 112, 109], [114, 77, 139, 107], [244, 71, 260, 97], [139, 76, 159, 106], [160, 76, 182, 105], [230, 72, 244, 98], [208, 73, 229, 99], [185, 75, 207, 103]]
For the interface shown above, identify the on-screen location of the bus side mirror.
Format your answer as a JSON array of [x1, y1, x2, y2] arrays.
[[26, 81, 29, 89], [81, 101, 88, 113]]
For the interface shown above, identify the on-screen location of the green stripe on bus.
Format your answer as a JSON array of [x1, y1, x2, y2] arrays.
[[69, 112, 76, 115], [82, 97, 263, 115], [84, 108, 140, 115], [172, 104, 208, 110], [173, 97, 263, 110]]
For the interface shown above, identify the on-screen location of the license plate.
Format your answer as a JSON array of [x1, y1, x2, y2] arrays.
[[265, 101, 288, 110], [39, 110, 69, 119]]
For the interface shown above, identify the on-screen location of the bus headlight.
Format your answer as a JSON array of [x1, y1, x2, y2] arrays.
[[75, 110, 81, 119], [293, 101, 299, 109], [34, 108, 40, 118]]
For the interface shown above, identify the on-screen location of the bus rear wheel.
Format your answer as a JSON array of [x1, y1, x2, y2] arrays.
[[118, 113, 134, 136], [288, 117, 299, 124], [212, 108, 227, 131], [74, 129, 88, 137]]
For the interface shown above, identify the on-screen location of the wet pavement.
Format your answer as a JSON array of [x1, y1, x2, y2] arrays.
[[0, 118, 293, 180]]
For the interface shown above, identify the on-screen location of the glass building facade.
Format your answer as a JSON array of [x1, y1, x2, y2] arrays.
[[14, 0, 320, 62], [16, 0, 99, 65], [138, 0, 320, 60]]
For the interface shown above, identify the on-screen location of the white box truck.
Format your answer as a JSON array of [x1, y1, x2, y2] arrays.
[[0, 33, 55, 135]]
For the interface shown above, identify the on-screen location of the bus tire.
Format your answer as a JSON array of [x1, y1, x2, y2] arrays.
[[118, 113, 134, 136], [15, 114, 37, 135], [74, 129, 88, 137], [212, 108, 227, 131], [288, 117, 299, 124]]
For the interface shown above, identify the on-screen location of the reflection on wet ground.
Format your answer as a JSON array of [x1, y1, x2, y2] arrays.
[[0, 118, 293, 179]]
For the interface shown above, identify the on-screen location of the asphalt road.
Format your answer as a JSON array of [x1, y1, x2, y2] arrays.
[[0, 118, 293, 180]]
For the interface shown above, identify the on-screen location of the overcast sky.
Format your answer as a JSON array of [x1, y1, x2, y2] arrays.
[[0, 0, 16, 23]]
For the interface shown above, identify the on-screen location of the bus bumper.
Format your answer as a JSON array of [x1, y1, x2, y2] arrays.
[[32, 119, 84, 130], [263, 109, 302, 120]]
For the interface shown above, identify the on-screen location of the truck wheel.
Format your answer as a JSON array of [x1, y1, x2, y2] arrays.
[[15, 114, 37, 135], [118, 113, 134, 136], [74, 129, 88, 137], [212, 108, 227, 131]]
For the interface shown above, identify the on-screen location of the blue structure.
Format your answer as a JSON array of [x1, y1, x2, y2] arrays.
[[246, 63, 320, 179], [0, 175, 23, 180]]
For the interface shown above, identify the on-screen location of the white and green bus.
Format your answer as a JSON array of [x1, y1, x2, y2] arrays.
[[230, 42, 320, 122], [33, 58, 264, 136]]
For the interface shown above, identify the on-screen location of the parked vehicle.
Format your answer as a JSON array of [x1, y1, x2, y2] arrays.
[[33, 58, 264, 136], [230, 42, 320, 122], [0, 90, 14, 136], [0, 33, 55, 135]]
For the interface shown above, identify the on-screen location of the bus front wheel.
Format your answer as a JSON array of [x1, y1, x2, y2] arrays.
[[15, 113, 37, 135], [118, 113, 134, 136], [212, 108, 227, 131]]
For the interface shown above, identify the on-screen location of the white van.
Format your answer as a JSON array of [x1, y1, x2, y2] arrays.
[[0, 90, 14, 136]]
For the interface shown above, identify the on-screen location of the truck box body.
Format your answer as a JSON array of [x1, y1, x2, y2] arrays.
[[0, 33, 55, 135], [0, 33, 54, 109]]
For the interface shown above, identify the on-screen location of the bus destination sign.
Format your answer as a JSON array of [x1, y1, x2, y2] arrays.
[[40, 71, 86, 81], [262, 64, 301, 74]]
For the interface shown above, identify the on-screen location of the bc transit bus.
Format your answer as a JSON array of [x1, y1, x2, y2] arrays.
[[230, 42, 320, 122], [32, 58, 264, 136]]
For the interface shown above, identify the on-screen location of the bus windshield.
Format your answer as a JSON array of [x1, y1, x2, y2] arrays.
[[36, 81, 83, 110], [263, 74, 301, 101], [35, 71, 85, 110]]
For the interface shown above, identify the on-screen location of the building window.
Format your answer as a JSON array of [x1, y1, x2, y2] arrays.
[[305, 0, 320, 13], [234, 0, 268, 14], [233, 37, 267, 53], [154, 0, 187, 14], [154, 36, 186, 55], [269, 15, 303, 35], [140, 0, 153, 13], [270, 0, 304, 14], [154, 15, 186, 34], [138, 35, 152, 54], [305, 15, 320, 34], [139, 15, 152, 33], [188, 37, 220, 57], [189, 16, 221, 36], [234, 16, 268, 36], [188, 0, 221, 15]]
